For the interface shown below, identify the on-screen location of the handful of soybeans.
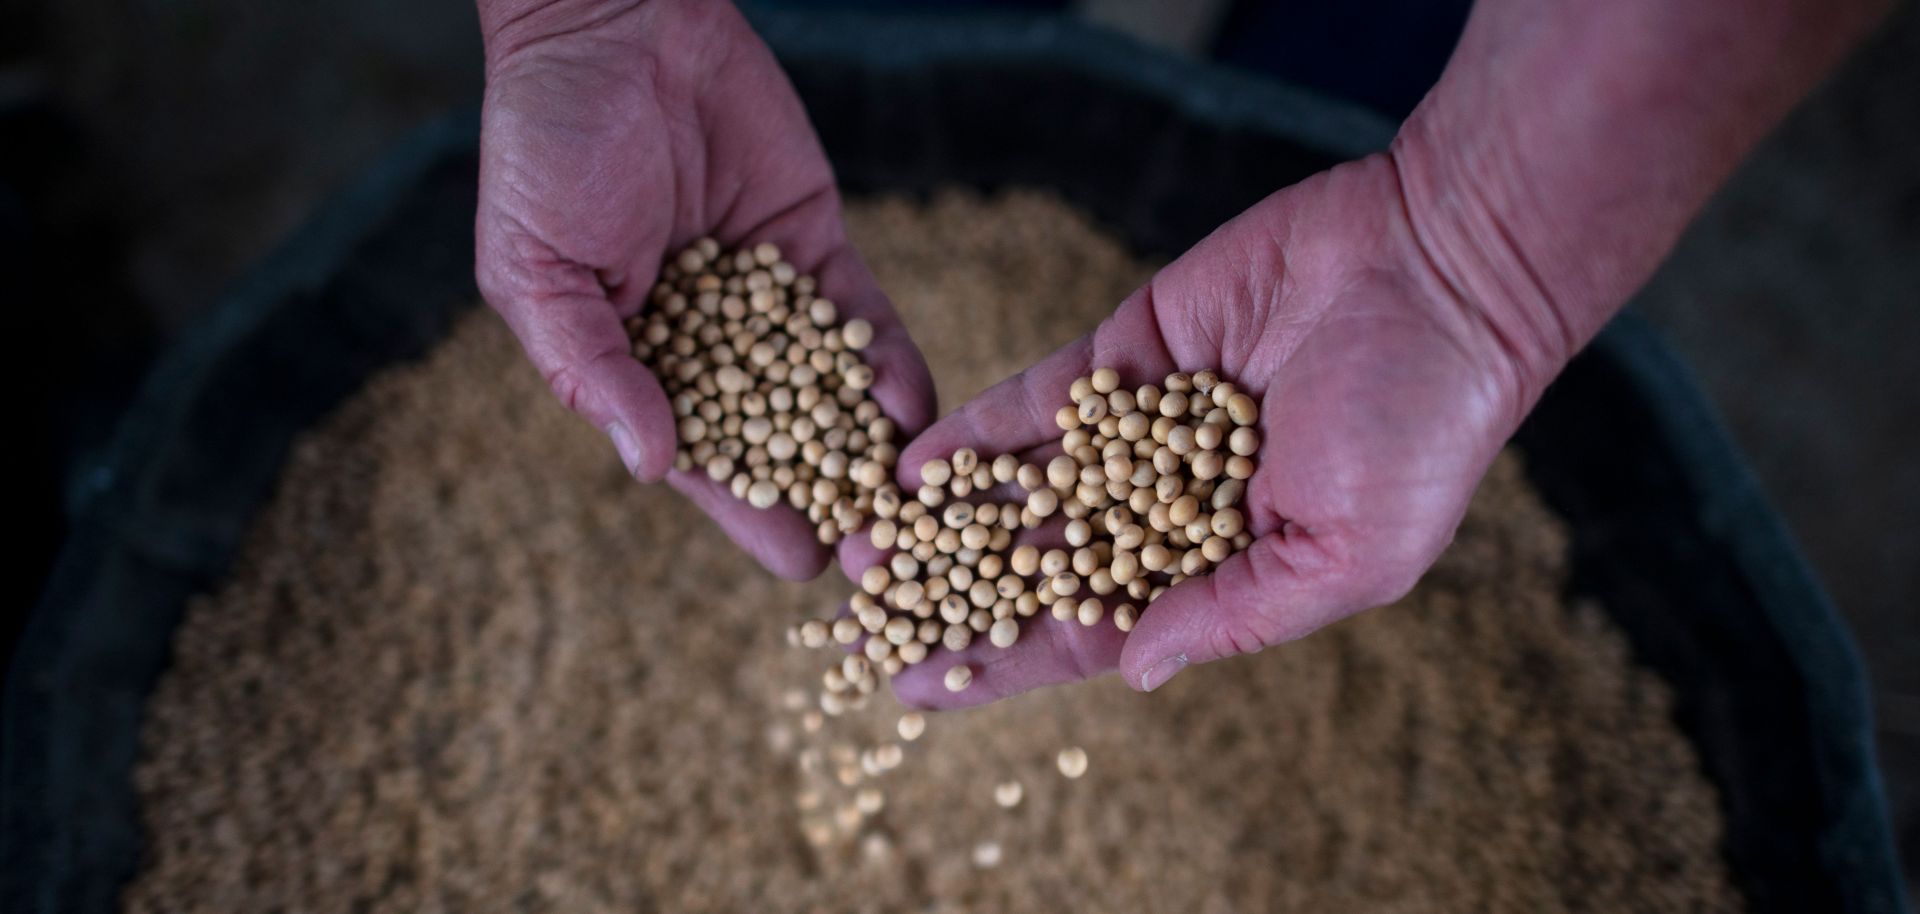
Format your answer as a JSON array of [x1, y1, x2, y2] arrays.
[[782, 366, 1259, 851], [628, 238, 902, 545], [794, 366, 1259, 695]]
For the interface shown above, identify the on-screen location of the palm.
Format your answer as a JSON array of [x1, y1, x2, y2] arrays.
[[1234, 250, 1512, 641], [477, 1, 933, 579], [890, 156, 1521, 707]]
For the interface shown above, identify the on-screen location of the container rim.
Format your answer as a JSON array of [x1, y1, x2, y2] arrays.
[[5, 10, 1905, 914]]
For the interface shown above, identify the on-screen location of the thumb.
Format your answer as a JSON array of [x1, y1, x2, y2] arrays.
[[486, 275, 678, 482]]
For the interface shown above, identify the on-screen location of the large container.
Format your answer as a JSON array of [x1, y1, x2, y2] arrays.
[[4, 13, 1905, 914]]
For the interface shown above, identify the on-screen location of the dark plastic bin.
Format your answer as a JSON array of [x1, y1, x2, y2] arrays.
[[3, 13, 1905, 914]]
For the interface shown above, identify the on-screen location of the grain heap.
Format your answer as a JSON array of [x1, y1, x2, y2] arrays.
[[778, 356, 1274, 842], [125, 191, 1742, 914], [628, 238, 898, 544]]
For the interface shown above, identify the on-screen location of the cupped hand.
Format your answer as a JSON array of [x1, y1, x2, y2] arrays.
[[883, 155, 1539, 708], [475, 0, 935, 580]]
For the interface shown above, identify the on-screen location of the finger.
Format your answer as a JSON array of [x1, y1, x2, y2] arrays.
[[1116, 530, 1379, 692], [890, 612, 1128, 711], [667, 470, 831, 582], [489, 283, 678, 482]]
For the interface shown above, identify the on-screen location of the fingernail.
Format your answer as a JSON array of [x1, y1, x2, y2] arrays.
[[607, 422, 643, 477], [1141, 654, 1188, 692]]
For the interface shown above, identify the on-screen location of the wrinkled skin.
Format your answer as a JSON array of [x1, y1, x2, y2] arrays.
[[476, 0, 935, 580], [861, 155, 1533, 708]]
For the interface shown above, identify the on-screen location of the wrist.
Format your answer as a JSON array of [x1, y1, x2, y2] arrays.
[[1386, 0, 1888, 406], [1385, 124, 1591, 416]]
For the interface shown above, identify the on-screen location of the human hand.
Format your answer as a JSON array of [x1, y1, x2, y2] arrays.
[[878, 155, 1549, 708], [475, 0, 935, 580]]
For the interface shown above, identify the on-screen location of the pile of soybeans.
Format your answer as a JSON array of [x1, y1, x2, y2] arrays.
[[124, 191, 1743, 913]]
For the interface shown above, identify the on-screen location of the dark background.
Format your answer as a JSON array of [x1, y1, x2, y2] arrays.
[[5, 0, 1915, 900]]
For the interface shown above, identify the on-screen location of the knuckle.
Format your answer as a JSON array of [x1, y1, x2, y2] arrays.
[[545, 364, 589, 414], [1211, 618, 1274, 660], [1210, 588, 1286, 660]]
